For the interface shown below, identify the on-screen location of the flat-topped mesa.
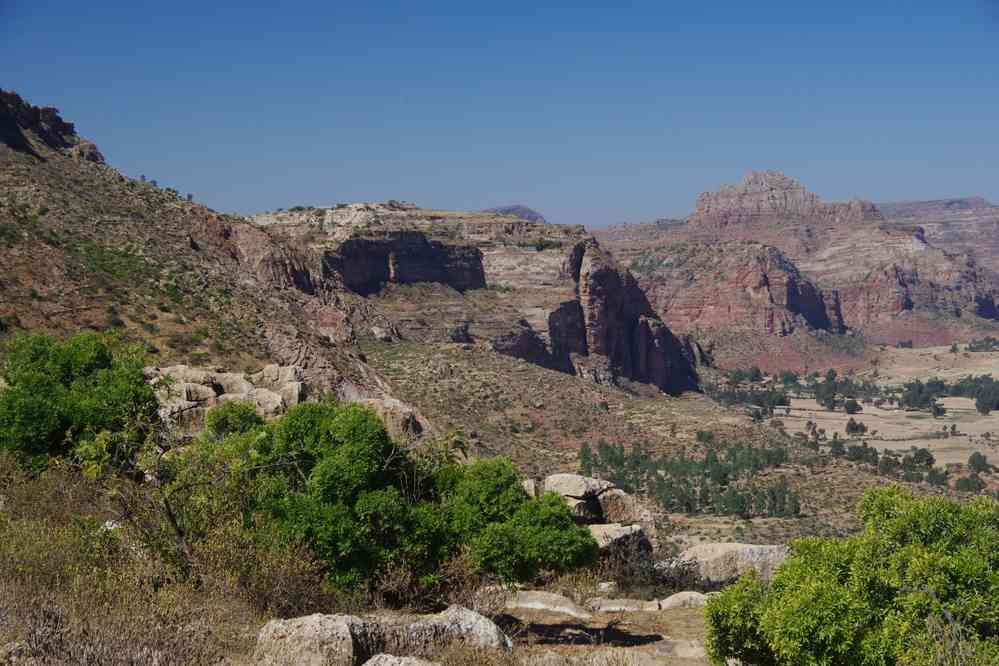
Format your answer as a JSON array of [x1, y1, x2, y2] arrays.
[[690, 169, 881, 227], [0, 89, 104, 163], [251, 201, 584, 251]]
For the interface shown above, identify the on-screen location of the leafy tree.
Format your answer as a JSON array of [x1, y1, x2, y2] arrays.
[[469, 493, 598, 582], [204, 400, 263, 441], [0, 332, 158, 470], [845, 417, 867, 436], [955, 474, 986, 493], [706, 487, 999, 665], [843, 399, 862, 414], [969, 451, 991, 474]]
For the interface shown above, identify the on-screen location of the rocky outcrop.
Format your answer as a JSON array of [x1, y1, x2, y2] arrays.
[[253, 606, 510, 666], [326, 233, 485, 296], [588, 524, 651, 556], [505, 591, 593, 620], [148, 364, 305, 437], [677, 542, 789, 584], [690, 170, 881, 231], [557, 240, 699, 394], [878, 197, 999, 273], [1, 89, 104, 162], [632, 241, 845, 338]]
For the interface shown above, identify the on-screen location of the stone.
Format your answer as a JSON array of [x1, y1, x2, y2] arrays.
[[659, 591, 708, 610], [596, 581, 618, 595], [678, 542, 789, 584], [254, 607, 509, 666], [588, 524, 651, 555], [363, 656, 439, 666], [521, 478, 537, 498], [585, 597, 659, 612], [505, 591, 592, 620], [543, 473, 614, 499], [253, 614, 384, 666], [386, 606, 511, 653]]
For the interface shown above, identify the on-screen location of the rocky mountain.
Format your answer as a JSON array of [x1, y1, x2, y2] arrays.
[[250, 203, 700, 395], [878, 196, 999, 273], [597, 171, 999, 365], [1, 90, 702, 467], [481, 204, 547, 224]]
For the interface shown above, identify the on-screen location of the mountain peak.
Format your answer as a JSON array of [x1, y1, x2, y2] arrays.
[[0, 89, 104, 163], [482, 204, 547, 224]]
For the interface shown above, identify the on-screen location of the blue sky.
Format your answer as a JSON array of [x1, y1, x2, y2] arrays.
[[3, 1, 998, 227]]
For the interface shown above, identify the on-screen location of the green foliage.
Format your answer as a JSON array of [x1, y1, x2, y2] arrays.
[[705, 573, 776, 665], [579, 440, 800, 518], [171, 401, 594, 590], [0, 332, 158, 469], [843, 398, 862, 414], [469, 492, 598, 582], [204, 401, 263, 441], [706, 486, 999, 665], [969, 452, 990, 474]]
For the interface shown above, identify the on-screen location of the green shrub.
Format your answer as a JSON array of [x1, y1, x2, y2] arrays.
[[0, 332, 158, 468], [204, 401, 263, 441], [705, 486, 999, 665], [470, 492, 598, 582]]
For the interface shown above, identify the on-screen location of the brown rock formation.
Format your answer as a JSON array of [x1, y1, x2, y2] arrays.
[[631, 241, 844, 337], [598, 170, 999, 357]]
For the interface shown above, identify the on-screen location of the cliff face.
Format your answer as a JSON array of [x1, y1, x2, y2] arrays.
[[630, 242, 844, 338], [878, 197, 999, 273], [597, 170, 999, 354], [254, 203, 700, 395]]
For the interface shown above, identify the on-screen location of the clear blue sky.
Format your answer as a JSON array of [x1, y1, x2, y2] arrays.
[[3, 1, 998, 227]]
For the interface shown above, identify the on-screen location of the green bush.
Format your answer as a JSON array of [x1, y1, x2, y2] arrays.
[[0, 332, 158, 469], [171, 401, 594, 590], [204, 400, 263, 441], [705, 486, 999, 665], [470, 492, 598, 582]]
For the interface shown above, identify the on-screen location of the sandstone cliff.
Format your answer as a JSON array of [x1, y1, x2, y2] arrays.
[[254, 203, 699, 395], [598, 170, 999, 356], [878, 196, 999, 273]]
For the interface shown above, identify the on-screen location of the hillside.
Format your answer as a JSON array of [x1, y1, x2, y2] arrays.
[[1, 89, 705, 467]]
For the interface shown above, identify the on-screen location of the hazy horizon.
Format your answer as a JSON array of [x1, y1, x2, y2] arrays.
[[4, 0, 998, 227]]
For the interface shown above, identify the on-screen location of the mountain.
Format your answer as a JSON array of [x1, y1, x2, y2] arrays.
[[878, 196, 999, 273], [1, 90, 704, 474], [597, 170, 999, 366], [481, 204, 547, 223]]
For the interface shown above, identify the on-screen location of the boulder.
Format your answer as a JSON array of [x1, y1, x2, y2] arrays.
[[505, 591, 592, 620], [585, 598, 659, 612], [253, 607, 508, 666], [543, 473, 614, 523], [596, 581, 618, 595], [659, 591, 708, 610], [596, 488, 655, 526], [254, 614, 383, 666], [678, 542, 789, 584], [385, 606, 512, 653], [543, 473, 614, 498], [363, 656, 439, 666], [588, 524, 651, 556]]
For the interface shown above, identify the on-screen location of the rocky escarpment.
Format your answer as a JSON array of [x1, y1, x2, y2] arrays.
[[254, 203, 700, 395], [0, 90, 104, 162], [878, 196, 999, 273], [598, 170, 999, 354], [327, 233, 485, 296], [630, 241, 844, 338]]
